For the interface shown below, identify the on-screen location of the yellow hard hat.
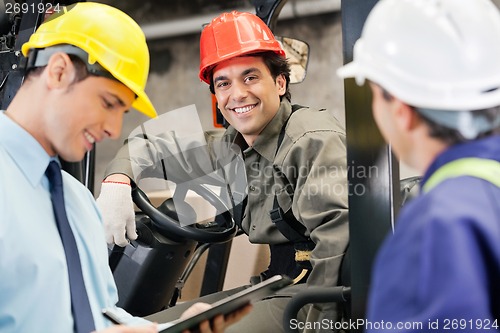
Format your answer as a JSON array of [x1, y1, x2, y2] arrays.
[[22, 2, 157, 118]]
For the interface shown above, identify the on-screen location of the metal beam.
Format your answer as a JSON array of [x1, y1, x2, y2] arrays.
[[341, 0, 401, 328], [141, 0, 341, 40]]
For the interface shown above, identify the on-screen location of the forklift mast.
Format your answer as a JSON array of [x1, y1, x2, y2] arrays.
[[251, 0, 287, 31], [0, 0, 45, 109]]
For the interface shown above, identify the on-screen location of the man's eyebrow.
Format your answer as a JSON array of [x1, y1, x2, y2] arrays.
[[105, 93, 127, 107], [241, 67, 260, 76], [213, 67, 262, 84], [213, 74, 228, 84]]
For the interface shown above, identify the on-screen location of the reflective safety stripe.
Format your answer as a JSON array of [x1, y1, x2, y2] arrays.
[[292, 269, 309, 285], [423, 158, 500, 193], [294, 250, 311, 262]]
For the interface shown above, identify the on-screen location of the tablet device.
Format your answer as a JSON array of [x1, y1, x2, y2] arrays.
[[159, 274, 293, 333]]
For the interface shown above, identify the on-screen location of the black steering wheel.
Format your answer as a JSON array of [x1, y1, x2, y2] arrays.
[[132, 182, 237, 244]]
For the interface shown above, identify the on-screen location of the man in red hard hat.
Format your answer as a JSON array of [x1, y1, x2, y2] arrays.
[[100, 11, 349, 332]]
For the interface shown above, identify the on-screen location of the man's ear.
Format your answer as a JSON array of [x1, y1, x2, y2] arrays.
[[276, 73, 286, 96], [395, 101, 420, 132], [45, 52, 76, 89]]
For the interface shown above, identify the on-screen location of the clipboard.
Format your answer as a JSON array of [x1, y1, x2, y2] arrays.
[[159, 275, 293, 333]]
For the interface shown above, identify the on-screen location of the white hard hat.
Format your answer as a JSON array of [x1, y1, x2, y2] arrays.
[[337, 0, 500, 111]]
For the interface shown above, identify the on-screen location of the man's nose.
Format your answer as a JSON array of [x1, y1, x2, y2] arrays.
[[103, 112, 124, 140]]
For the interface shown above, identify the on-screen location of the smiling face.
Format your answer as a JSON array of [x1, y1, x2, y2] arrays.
[[212, 55, 286, 146], [44, 76, 135, 162]]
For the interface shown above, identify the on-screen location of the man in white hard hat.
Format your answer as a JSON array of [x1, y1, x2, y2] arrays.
[[338, 0, 500, 330]]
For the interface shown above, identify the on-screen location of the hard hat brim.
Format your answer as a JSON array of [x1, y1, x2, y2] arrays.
[[337, 62, 366, 86], [132, 92, 157, 118], [337, 61, 359, 79]]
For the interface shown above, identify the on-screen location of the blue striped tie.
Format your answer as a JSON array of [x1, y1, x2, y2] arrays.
[[46, 161, 95, 333]]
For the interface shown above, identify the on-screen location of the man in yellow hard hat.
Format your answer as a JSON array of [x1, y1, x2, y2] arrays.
[[99, 10, 349, 333], [0, 3, 249, 333]]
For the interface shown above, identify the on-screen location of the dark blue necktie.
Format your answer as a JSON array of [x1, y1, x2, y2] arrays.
[[46, 161, 95, 333]]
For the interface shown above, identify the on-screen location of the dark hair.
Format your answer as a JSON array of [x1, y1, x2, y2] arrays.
[[209, 51, 291, 102], [24, 54, 91, 84], [378, 84, 499, 145], [416, 114, 468, 145], [416, 107, 499, 145]]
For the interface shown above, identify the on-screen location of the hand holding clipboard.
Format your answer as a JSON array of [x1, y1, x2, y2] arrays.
[[103, 275, 292, 333]]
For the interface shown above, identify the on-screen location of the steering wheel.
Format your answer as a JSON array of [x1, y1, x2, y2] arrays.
[[132, 182, 237, 244]]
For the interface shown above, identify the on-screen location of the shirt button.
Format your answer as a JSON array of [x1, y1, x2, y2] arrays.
[[249, 185, 256, 191], [252, 225, 256, 230]]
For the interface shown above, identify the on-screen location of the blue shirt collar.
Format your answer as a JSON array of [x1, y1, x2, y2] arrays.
[[0, 111, 55, 187]]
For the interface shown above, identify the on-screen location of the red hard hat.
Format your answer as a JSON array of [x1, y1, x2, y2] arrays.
[[199, 11, 286, 84]]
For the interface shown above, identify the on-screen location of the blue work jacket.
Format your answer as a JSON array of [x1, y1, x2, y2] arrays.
[[367, 135, 500, 332]]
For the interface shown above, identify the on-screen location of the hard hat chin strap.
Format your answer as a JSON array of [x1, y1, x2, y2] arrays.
[[417, 107, 500, 140], [25, 44, 116, 81]]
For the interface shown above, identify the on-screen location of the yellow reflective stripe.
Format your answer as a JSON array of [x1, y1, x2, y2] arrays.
[[295, 250, 311, 262], [292, 269, 309, 285], [423, 158, 500, 193]]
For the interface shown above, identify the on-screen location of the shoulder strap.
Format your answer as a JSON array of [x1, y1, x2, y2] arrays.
[[423, 157, 500, 193], [271, 104, 312, 245]]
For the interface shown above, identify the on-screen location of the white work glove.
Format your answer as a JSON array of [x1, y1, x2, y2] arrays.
[[96, 182, 137, 247]]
